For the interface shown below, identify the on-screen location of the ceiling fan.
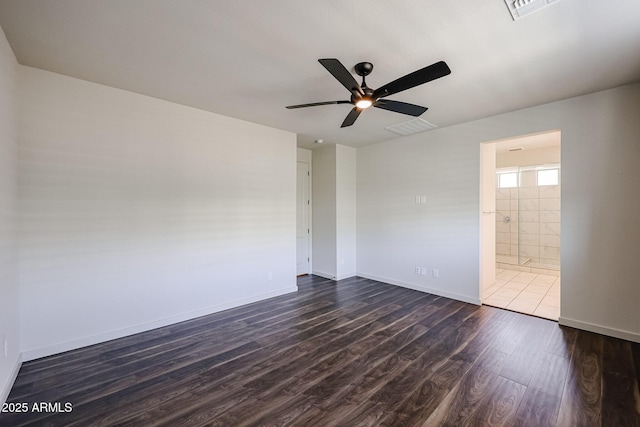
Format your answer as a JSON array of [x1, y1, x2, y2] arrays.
[[286, 58, 451, 128]]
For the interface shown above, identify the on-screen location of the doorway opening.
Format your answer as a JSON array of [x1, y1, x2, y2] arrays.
[[481, 130, 561, 320]]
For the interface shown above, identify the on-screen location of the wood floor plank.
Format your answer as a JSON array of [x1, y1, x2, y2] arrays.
[[21, 290, 396, 424], [513, 351, 570, 426], [169, 302, 432, 425], [473, 377, 527, 426], [601, 336, 640, 427], [499, 316, 556, 386], [376, 314, 504, 425], [69, 307, 401, 424], [173, 295, 441, 426], [2, 275, 638, 427], [557, 330, 603, 427], [418, 345, 509, 426], [544, 324, 577, 358], [300, 302, 441, 404], [107, 286, 438, 426], [632, 341, 640, 384]]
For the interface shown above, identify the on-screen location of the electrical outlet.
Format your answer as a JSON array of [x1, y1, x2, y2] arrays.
[[420, 195, 427, 204], [267, 272, 273, 280], [420, 267, 427, 276], [415, 267, 421, 275], [432, 269, 439, 278]]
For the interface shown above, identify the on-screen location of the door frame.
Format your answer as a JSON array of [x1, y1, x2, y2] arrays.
[[296, 158, 312, 275], [479, 141, 497, 301], [479, 130, 562, 305]]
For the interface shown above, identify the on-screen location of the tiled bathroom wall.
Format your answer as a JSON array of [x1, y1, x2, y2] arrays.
[[496, 168, 560, 268], [496, 186, 518, 259]]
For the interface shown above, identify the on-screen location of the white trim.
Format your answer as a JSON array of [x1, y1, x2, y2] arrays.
[[22, 286, 297, 362], [559, 316, 640, 343], [0, 354, 22, 406], [311, 270, 336, 281], [336, 272, 356, 281], [296, 160, 313, 276], [357, 272, 481, 306]]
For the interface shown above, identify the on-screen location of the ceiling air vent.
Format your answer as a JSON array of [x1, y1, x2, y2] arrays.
[[505, 0, 561, 20], [385, 118, 437, 136]]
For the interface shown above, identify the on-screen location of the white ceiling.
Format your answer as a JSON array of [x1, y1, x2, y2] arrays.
[[1, 1, 639, 150]]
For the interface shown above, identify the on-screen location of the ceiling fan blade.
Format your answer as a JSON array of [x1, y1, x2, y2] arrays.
[[374, 99, 428, 116], [286, 100, 351, 109], [373, 61, 451, 99], [341, 107, 361, 128], [319, 58, 364, 95]]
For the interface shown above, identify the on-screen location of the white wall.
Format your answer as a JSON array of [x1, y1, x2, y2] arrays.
[[497, 144, 560, 168], [480, 142, 496, 298], [357, 82, 640, 342], [357, 125, 482, 304], [336, 144, 356, 280], [297, 147, 311, 163], [0, 25, 20, 404], [312, 145, 337, 279], [18, 66, 297, 359], [311, 144, 357, 280]]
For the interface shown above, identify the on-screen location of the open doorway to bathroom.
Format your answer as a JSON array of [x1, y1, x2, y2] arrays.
[[481, 130, 561, 320]]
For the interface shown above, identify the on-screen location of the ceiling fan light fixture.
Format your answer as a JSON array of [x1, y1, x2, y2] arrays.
[[355, 98, 373, 109]]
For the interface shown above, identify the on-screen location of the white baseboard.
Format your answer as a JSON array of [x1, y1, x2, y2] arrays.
[[559, 316, 640, 343], [357, 272, 481, 306], [311, 271, 356, 281], [0, 354, 22, 406], [22, 286, 298, 362], [311, 270, 336, 280]]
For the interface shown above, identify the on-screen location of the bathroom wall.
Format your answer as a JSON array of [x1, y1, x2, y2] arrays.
[[496, 169, 561, 267], [495, 184, 518, 259], [496, 144, 561, 269]]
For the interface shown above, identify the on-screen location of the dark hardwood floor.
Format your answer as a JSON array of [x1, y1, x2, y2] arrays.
[[1, 275, 639, 426]]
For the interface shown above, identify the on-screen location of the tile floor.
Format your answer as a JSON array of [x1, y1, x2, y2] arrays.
[[484, 268, 560, 320]]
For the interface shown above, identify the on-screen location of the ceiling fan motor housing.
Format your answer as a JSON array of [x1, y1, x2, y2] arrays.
[[354, 62, 373, 77]]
